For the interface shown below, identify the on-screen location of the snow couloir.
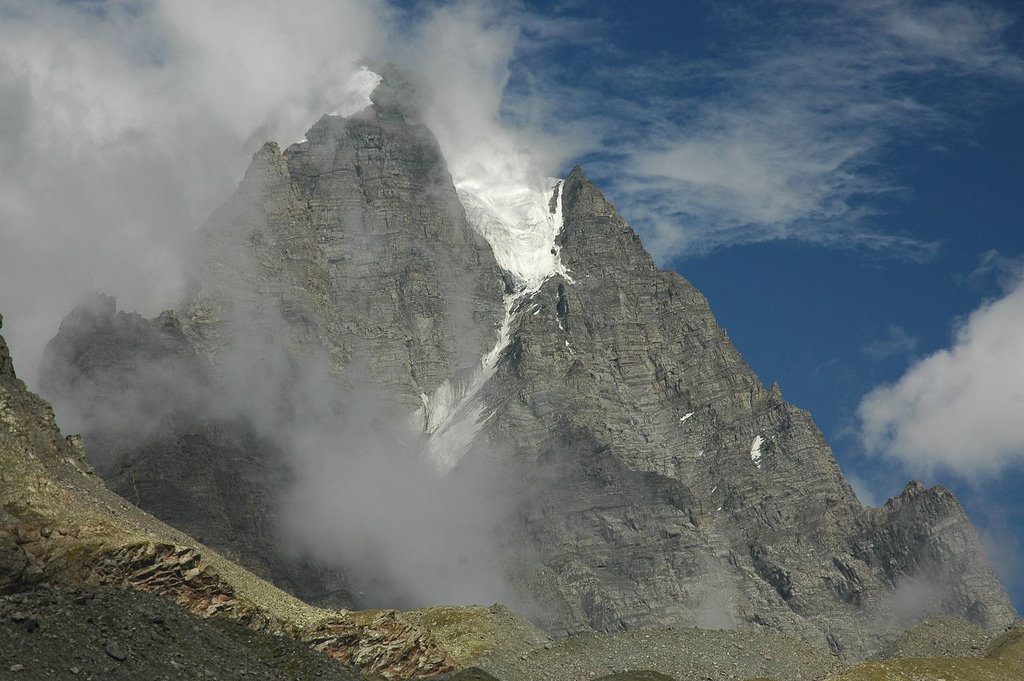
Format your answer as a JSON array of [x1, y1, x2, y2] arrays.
[[419, 177, 572, 471]]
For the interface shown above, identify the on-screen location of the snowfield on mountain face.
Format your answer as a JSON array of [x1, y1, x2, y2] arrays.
[[457, 178, 571, 291], [329, 67, 382, 117], [751, 435, 764, 469]]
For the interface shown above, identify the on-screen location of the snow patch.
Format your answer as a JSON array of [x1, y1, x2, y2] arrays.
[[750, 435, 764, 469], [680, 412, 694, 423], [458, 178, 572, 291], [418, 291, 525, 472], [328, 67, 382, 118]]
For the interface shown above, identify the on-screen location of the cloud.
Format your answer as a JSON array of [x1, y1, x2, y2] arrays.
[[512, 0, 1023, 263], [960, 249, 1024, 290], [863, 325, 919, 360], [0, 0, 390, 386], [0, 0, 583, 387], [858, 275, 1024, 476], [6, 0, 1019, 384], [0, 0, 564, 612], [402, 2, 580, 201]]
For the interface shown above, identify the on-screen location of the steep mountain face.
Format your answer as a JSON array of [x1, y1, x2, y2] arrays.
[[38, 70, 1018, 661], [183, 67, 505, 409], [472, 169, 1016, 655], [37, 292, 353, 607]]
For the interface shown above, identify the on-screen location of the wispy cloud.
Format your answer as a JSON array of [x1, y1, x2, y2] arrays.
[[0, 0, 399, 384], [0, 0, 563, 387], [960, 249, 1024, 289], [508, 0, 1024, 263], [858, 274, 1024, 476], [863, 325, 919, 360]]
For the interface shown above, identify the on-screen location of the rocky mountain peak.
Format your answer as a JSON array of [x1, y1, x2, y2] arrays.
[[900, 479, 928, 498], [239, 141, 289, 196], [36, 78, 1019, 664], [558, 166, 656, 278]]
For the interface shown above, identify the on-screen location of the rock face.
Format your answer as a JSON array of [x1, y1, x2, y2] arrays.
[[38, 71, 1017, 661], [474, 168, 1016, 656], [39, 292, 351, 608], [182, 67, 505, 409]]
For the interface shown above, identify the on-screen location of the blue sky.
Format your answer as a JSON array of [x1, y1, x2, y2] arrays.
[[1, 0, 1022, 612]]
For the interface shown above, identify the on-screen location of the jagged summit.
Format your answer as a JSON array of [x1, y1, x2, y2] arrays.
[[37, 73, 1018, 663]]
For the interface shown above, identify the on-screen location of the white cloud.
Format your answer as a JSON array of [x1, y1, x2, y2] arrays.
[[405, 3, 576, 205], [859, 276, 1024, 476], [1, 0, 1021, 385], [962, 249, 1024, 289], [524, 0, 1023, 263], [878, 0, 1024, 76], [0, 0, 552, 609], [0, 0, 388, 386]]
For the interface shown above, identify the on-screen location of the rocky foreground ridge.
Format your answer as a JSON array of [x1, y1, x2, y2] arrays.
[[35, 67, 1019, 667]]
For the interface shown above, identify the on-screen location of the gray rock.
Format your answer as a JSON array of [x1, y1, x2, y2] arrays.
[[182, 69, 505, 409], [38, 69, 506, 611], [104, 640, 128, 661]]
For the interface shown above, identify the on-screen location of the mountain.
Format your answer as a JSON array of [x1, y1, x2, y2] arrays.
[[37, 68, 1018, 662], [0, 310, 859, 681]]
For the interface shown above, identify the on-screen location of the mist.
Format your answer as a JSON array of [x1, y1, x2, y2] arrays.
[[209, 317, 521, 610], [272, 358, 518, 608], [0, 0, 562, 387], [0, 0, 573, 613]]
